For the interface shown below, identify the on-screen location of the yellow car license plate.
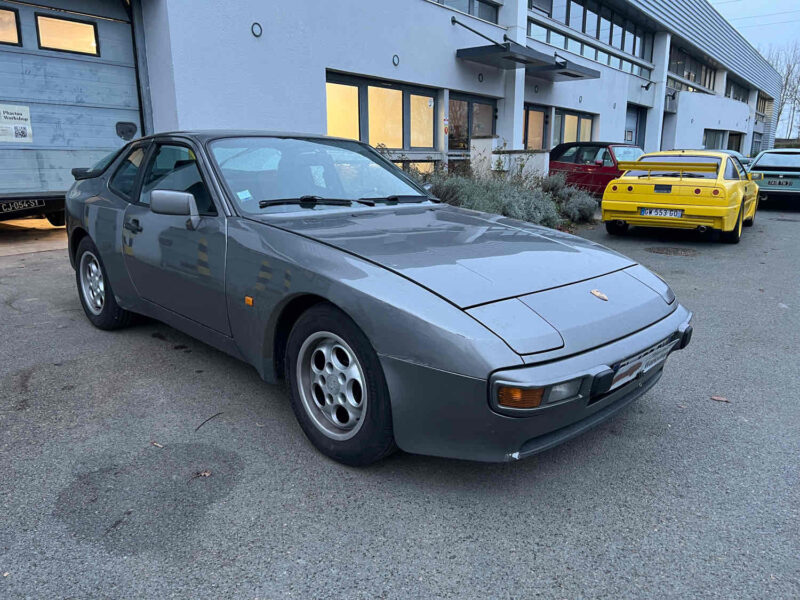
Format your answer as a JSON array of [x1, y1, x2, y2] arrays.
[[640, 208, 683, 218]]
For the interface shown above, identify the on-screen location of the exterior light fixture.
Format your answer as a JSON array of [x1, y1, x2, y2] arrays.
[[392, 54, 400, 66], [251, 22, 262, 37]]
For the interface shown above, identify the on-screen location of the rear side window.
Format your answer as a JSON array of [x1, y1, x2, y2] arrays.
[[724, 158, 740, 180], [140, 144, 216, 215], [109, 147, 146, 199]]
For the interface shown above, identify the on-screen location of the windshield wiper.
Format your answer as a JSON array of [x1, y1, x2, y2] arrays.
[[258, 195, 353, 209], [358, 195, 433, 204]]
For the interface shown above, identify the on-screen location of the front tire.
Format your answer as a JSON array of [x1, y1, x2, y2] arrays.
[[721, 202, 744, 244], [285, 303, 396, 466], [75, 237, 133, 329]]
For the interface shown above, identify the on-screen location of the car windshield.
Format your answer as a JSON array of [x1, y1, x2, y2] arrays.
[[208, 136, 428, 214], [751, 152, 800, 170], [612, 146, 644, 162], [625, 155, 721, 179]]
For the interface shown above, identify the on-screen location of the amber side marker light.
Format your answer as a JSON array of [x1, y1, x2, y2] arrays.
[[498, 386, 544, 409], [244, 296, 254, 306]]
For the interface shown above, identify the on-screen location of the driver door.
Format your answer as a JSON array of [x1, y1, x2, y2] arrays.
[[122, 141, 230, 334]]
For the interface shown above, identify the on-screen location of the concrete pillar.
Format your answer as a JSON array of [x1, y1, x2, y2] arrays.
[[742, 87, 759, 157], [714, 69, 728, 97], [644, 31, 671, 152], [438, 88, 449, 166], [495, 0, 527, 150]]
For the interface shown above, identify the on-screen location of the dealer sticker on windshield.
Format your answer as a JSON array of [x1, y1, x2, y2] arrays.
[[610, 337, 678, 391]]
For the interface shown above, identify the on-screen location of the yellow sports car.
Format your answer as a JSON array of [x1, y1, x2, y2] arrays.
[[601, 150, 761, 243]]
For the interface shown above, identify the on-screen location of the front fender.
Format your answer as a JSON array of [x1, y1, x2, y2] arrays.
[[224, 218, 522, 383]]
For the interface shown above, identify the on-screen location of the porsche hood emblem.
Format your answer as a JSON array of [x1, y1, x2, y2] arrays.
[[590, 289, 609, 301]]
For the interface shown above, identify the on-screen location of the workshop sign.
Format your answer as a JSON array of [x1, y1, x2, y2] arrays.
[[0, 104, 33, 143]]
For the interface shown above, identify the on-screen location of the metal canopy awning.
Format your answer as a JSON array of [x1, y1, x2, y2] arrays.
[[456, 41, 600, 82]]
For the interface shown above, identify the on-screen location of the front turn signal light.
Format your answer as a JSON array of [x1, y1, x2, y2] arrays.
[[497, 386, 544, 409]]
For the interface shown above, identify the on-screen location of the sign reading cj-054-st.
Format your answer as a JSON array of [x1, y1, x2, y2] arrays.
[[0, 104, 33, 143]]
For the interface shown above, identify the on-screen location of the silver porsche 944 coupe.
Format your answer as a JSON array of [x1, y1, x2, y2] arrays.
[[66, 131, 692, 465]]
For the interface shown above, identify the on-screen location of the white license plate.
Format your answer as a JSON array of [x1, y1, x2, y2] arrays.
[[0, 199, 45, 213], [640, 208, 683, 218], [767, 180, 792, 187], [609, 338, 678, 391]]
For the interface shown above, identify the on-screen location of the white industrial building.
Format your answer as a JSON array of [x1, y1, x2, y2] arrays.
[[0, 0, 783, 194]]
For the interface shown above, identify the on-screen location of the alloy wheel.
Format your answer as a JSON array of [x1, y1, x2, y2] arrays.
[[79, 251, 105, 315], [296, 331, 367, 441]]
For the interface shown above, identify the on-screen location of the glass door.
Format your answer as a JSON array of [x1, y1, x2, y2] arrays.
[[524, 106, 548, 150]]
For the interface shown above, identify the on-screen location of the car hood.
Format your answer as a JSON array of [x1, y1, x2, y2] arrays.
[[256, 204, 635, 308]]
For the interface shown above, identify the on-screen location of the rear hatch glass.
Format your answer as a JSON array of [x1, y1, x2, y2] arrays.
[[625, 155, 720, 179]]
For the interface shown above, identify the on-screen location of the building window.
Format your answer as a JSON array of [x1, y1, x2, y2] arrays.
[[751, 132, 762, 157], [368, 86, 403, 148], [725, 80, 749, 103], [0, 8, 21, 46], [554, 109, 593, 146], [529, 0, 552, 15], [667, 77, 704, 94], [527, 1, 653, 77], [36, 14, 99, 56], [448, 95, 496, 152], [703, 129, 725, 150], [325, 74, 437, 152], [756, 93, 769, 116], [326, 83, 360, 141], [439, 0, 498, 23], [669, 46, 716, 90], [524, 106, 548, 150]]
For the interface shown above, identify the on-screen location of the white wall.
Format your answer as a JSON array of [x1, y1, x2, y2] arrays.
[[672, 92, 751, 150], [141, 0, 510, 134]]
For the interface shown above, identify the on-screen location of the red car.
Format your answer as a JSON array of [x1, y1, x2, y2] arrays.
[[549, 142, 644, 196]]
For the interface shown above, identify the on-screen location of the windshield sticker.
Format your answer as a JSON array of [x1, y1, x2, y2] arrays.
[[237, 189, 253, 201]]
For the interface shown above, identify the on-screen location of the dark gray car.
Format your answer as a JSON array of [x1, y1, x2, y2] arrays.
[[65, 131, 693, 465]]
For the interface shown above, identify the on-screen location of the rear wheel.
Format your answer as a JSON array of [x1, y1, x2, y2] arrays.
[[75, 237, 134, 329], [46, 211, 65, 227], [285, 303, 396, 466], [721, 202, 743, 244], [605, 220, 629, 236], [743, 196, 758, 227]]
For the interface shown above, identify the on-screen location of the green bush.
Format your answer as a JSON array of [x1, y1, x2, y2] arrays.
[[412, 166, 598, 228]]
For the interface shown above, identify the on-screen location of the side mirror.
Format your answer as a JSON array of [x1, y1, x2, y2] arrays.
[[594, 159, 604, 166], [150, 190, 200, 230]]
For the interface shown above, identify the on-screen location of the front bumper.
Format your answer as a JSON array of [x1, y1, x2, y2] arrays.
[[382, 304, 692, 462], [602, 199, 738, 231]]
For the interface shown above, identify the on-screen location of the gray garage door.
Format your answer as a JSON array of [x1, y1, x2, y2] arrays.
[[0, 0, 140, 196]]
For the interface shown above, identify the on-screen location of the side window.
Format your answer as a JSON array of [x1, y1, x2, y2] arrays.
[[732, 157, 748, 179], [109, 146, 146, 199], [596, 149, 614, 167], [575, 146, 599, 165], [140, 144, 217, 215], [724, 158, 740, 180], [554, 146, 578, 163]]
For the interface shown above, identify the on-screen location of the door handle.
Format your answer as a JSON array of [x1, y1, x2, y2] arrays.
[[124, 219, 142, 234]]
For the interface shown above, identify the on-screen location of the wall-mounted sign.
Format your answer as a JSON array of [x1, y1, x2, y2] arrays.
[[0, 104, 33, 143], [625, 130, 634, 142]]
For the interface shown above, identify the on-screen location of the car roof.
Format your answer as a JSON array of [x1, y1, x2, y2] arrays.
[[133, 129, 358, 144], [642, 149, 730, 159], [551, 141, 637, 149], [757, 148, 800, 153]]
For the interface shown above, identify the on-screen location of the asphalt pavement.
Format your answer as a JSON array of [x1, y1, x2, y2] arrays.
[[1, 205, 798, 599]]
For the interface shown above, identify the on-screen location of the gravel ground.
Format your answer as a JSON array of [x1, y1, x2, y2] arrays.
[[0, 202, 798, 599]]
